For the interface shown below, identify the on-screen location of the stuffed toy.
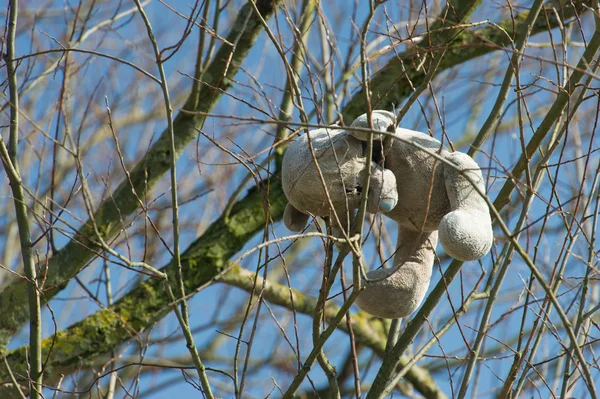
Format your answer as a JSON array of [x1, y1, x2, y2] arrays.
[[281, 110, 493, 319]]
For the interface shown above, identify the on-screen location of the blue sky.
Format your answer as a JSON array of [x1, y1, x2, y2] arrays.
[[3, 0, 600, 398]]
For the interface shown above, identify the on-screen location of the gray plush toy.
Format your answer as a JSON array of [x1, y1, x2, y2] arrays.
[[282, 110, 493, 319]]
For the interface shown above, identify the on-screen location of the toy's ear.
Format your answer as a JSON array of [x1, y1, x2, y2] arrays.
[[349, 110, 396, 141], [284, 203, 310, 232]]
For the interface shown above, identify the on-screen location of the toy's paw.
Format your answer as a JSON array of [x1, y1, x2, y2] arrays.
[[366, 166, 398, 214], [283, 203, 310, 232], [356, 268, 422, 318], [439, 209, 493, 261]]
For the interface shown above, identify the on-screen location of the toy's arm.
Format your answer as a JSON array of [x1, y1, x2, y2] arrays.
[[356, 228, 437, 319], [439, 152, 493, 261]]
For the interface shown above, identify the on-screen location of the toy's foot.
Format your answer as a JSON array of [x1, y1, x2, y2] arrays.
[[439, 209, 493, 261], [356, 267, 427, 319]]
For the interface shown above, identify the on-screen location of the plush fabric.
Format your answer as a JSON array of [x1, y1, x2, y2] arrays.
[[281, 111, 493, 319]]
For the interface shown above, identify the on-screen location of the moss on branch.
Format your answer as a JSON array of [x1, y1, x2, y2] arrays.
[[0, 180, 286, 396], [220, 266, 447, 399]]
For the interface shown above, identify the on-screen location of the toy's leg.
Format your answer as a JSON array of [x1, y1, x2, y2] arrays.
[[439, 152, 493, 261], [356, 228, 437, 319]]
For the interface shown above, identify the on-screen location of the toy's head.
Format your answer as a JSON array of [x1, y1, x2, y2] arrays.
[[348, 109, 396, 140], [281, 127, 398, 232]]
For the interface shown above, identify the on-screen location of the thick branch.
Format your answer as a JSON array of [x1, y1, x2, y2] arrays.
[[0, 180, 286, 397], [342, 0, 591, 122]]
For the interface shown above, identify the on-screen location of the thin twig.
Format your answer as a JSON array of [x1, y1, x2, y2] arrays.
[[1, 2, 43, 398], [132, 1, 214, 397]]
